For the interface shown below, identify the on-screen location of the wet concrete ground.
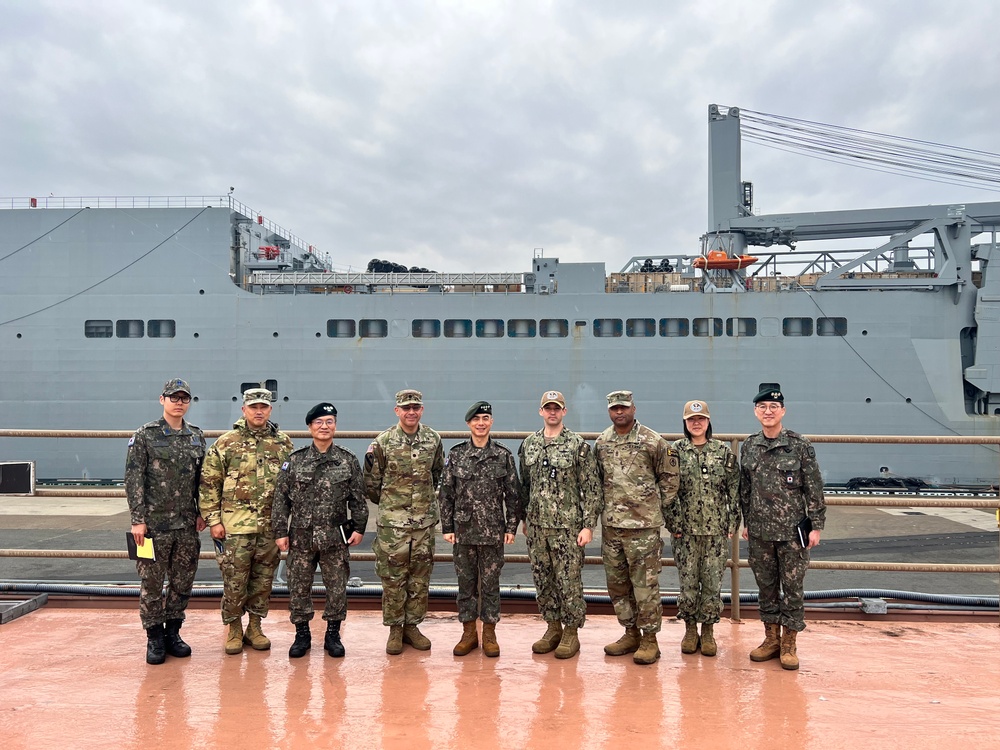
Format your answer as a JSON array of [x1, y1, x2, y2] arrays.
[[0, 607, 997, 749]]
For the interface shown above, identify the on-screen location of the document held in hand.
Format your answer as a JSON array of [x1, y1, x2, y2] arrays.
[[126, 533, 156, 561]]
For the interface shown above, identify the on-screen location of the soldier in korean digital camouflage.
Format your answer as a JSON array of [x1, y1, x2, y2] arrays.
[[273, 403, 368, 659], [439, 401, 521, 657], [199, 387, 294, 655], [519, 390, 603, 659], [126, 378, 207, 664], [666, 400, 740, 658], [595, 390, 678, 665], [364, 389, 444, 655], [740, 383, 826, 670]]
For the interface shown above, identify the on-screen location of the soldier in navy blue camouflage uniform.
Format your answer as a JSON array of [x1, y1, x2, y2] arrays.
[[440, 401, 521, 657], [740, 384, 826, 670], [273, 403, 368, 659], [125, 378, 206, 665]]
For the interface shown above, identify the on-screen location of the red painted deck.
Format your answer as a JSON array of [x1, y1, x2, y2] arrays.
[[1, 607, 997, 749]]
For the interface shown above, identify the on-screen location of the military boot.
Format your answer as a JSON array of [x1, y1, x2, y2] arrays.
[[164, 618, 192, 658], [288, 622, 311, 658], [244, 614, 271, 650], [145, 625, 166, 665], [554, 626, 580, 659], [604, 626, 641, 656], [780, 627, 799, 670], [224, 621, 244, 655], [531, 621, 563, 654], [749, 623, 781, 662], [633, 631, 660, 665], [325, 620, 345, 658], [481, 622, 500, 658], [680, 620, 700, 654], [699, 622, 717, 657], [402, 624, 431, 651], [453, 621, 479, 656], [386, 625, 404, 655]]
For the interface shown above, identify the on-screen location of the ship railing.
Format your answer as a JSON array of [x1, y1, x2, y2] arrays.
[[1, 430, 998, 623]]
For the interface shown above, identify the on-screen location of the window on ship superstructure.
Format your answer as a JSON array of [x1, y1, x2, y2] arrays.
[[476, 319, 504, 338], [147, 320, 176, 338], [660, 318, 689, 337], [593, 319, 623, 337], [116, 320, 144, 338], [507, 319, 536, 338], [817, 317, 847, 336], [412, 320, 441, 338], [360, 319, 388, 338], [444, 320, 472, 338], [782, 317, 813, 336], [692, 318, 722, 337], [726, 318, 757, 337], [327, 319, 356, 338], [626, 318, 655, 337], [84, 320, 113, 338], [540, 319, 568, 337]]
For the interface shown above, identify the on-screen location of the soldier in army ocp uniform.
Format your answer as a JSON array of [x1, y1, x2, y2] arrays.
[[667, 399, 740, 658], [740, 383, 826, 670], [273, 403, 368, 659], [519, 390, 604, 659], [125, 378, 206, 665], [199, 387, 294, 655], [440, 401, 521, 657], [364, 389, 445, 655], [595, 390, 678, 665]]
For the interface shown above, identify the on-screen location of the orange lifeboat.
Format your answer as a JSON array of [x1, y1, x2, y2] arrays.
[[693, 250, 759, 270]]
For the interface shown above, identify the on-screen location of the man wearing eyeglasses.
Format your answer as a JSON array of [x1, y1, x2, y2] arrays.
[[739, 383, 826, 670], [273, 403, 367, 659], [364, 389, 444, 655], [126, 378, 207, 664]]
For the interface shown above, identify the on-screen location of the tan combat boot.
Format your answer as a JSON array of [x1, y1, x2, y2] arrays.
[[453, 621, 479, 656], [224, 621, 244, 655], [680, 620, 700, 654], [700, 622, 717, 657], [243, 614, 271, 650], [749, 623, 781, 662], [604, 626, 641, 656], [403, 624, 432, 651], [386, 625, 404, 655], [481, 622, 500, 658], [780, 627, 799, 670], [554, 626, 580, 659], [531, 621, 563, 654], [633, 631, 660, 665]]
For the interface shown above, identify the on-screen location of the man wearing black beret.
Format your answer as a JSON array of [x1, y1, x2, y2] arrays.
[[439, 401, 521, 657], [273, 403, 368, 658]]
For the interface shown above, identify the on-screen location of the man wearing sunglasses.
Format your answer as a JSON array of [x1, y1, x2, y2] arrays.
[[125, 378, 207, 664], [364, 389, 444, 655], [740, 383, 826, 670]]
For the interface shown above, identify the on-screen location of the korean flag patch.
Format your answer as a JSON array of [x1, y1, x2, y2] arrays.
[[280, 461, 289, 471], [128, 436, 135, 446]]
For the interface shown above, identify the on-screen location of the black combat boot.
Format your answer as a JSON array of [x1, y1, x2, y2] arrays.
[[325, 620, 345, 658], [145, 624, 166, 665], [164, 618, 192, 658], [288, 622, 311, 658]]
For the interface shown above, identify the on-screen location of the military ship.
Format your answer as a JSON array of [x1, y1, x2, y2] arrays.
[[3, 104, 1000, 483]]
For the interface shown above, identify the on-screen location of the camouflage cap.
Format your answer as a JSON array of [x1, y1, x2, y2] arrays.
[[243, 388, 274, 407], [395, 389, 423, 407], [682, 400, 711, 419], [464, 400, 492, 422], [162, 378, 191, 396], [606, 390, 633, 408], [539, 390, 565, 408], [753, 382, 784, 404]]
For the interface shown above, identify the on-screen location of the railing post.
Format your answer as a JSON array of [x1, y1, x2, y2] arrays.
[[730, 437, 741, 622]]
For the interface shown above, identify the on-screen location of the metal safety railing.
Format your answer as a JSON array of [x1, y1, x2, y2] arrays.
[[1, 430, 999, 623]]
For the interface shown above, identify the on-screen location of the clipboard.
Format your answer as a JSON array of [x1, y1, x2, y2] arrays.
[[126, 533, 156, 561]]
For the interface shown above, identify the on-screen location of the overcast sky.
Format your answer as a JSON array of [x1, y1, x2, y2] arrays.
[[2, 0, 999, 273]]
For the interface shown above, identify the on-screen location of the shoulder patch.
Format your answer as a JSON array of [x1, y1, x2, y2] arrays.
[[366, 442, 375, 453], [128, 436, 135, 446]]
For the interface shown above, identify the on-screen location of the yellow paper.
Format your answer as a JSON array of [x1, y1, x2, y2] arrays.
[[135, 537, 155, 560]]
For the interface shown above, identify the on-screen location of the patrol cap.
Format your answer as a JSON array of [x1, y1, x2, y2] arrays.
[[606, 390, 633, 408], [753, 382, 784, 404], [243, 388, 274, 407], [306, 402, 337, 425], [395, 389, 423, 407], [540, 390, 566, 408], [465, 400, 492, 422], [682, 400, 711, 420], [162, 378, 191, 396]]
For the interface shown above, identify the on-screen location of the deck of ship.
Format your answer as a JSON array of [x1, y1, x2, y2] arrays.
[[1, 605, 997, 749]]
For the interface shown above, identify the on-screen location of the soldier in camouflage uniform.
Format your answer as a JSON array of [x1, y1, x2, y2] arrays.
[[126, 378, 206, 665], [440, 401, 521, 658], [364, 389, 444, 655], [199, 387, 294, 655], [739, 384, 826, 670], [666, 399, 740, 658], [519, 390, 603, 659], [273, 403, 368, 659], [595, 390, 678, 665]]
